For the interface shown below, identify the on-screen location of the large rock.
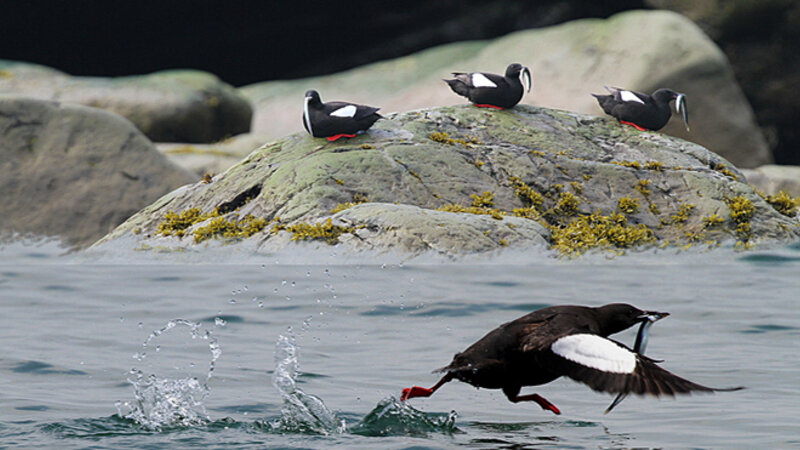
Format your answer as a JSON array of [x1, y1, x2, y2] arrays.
[[741, 165, 800, 197], [156, 133, 272, 177], [242, 10, 770, 168], [0, 61, 252, 143], [647, 0, 800, 165], [91, 104, 798, 258], [0, 96, 197, 248]]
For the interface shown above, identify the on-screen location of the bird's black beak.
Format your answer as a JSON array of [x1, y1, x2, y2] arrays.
[[639, 311, 669, 322]]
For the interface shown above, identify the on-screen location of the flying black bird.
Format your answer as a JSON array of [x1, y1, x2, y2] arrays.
[[401, 303, 741, 414]]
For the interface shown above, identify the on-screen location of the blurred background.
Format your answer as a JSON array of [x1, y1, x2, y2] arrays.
[[2, 0, 797, 164]]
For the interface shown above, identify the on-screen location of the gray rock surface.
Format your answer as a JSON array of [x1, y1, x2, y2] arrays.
[[741, 165, 800, 197], [242, 10, 770, 168], [156, 133, 272, 177], [91, 104, 798, 258], [0, 96, 197, 248], [0, 61, 252, 143]]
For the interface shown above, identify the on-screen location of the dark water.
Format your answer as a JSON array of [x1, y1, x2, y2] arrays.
[[1, 239, 799, 448]]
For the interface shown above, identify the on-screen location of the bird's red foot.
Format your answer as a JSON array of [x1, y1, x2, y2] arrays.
[[533, 394, 561, 415], [474, 104, 505, 110], [401, 386, 432, 401], [620, 121, 648, 131], [326, 133, 357, 141]]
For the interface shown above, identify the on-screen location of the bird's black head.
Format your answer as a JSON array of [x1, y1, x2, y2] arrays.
[[505, 63, 532, 93], [652, 88, 690, 131], [596, 303, 669, 335], [304, 90, 322, 104]]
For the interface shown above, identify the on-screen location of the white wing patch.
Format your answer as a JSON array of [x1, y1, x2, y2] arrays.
[[551, 334, 636, 374], [620, 90, 645, 104], [330, 105, 357, 118], [471, 73, 497, 88]]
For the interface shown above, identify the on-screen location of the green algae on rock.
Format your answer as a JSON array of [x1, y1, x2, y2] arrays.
[[91, 104, 800, 258]]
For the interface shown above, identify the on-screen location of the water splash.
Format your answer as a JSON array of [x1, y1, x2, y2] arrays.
[[271, 333, 346, 434], [116, 319, 221, 430], [350, 397, 458, 437]]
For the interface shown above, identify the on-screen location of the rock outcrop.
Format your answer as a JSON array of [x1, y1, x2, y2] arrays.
[[742, 165, 800, 197], [156, 133, 273, 177], [0, 61, 252, 143], [91, 104, 798, 258], [0, 96, 197, 248], [242, 10, 770, 169]]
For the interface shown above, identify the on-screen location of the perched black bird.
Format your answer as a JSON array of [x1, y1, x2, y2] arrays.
[[401, 303, 741, 414], [302, 90, 382, 141], [592, 87, 689, 132], [445, 63, 532, 109]]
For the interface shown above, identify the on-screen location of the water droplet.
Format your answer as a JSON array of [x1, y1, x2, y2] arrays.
[[229, 299, 236, 304], [281, 280, 287, 285], [291, 281, 296, 287], [138, 322, 143, 328]]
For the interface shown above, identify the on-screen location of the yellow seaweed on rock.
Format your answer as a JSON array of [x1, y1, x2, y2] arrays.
[[286, 219, 354, 244], [549, 211, 655, 256]]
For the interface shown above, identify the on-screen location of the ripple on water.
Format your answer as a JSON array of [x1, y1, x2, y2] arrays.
[[741, 324, 799, 334], [348, 397, 458, 437], [10, 360, 87, 376]]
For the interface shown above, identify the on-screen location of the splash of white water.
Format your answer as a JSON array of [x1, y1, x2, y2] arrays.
[[116, 319, 221, 429], [271, 333, 345, 434]]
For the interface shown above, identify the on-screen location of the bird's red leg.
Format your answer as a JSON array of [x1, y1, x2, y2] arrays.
[[401, 373, 453, 401], [511, 393, 561, 415], [474, 104, 505, 110], [619, 121, 648, 131], [326, 133, 357, 141]]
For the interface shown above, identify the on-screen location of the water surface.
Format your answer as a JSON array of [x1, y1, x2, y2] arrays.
[[1, 240, 799, 448]]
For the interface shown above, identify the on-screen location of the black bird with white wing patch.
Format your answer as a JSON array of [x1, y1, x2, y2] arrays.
[[593, 87, 689, 132], [302, 90, 382, 141], [445, 63, 532, 109], [401, 303, 741, 414]]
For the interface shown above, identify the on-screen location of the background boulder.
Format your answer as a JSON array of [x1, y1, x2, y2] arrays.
[[0, 61, 252, 143], [0, 96, 197, 248]]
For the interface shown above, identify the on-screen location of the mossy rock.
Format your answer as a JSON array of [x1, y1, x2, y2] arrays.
[[91, 104, 799, 258]]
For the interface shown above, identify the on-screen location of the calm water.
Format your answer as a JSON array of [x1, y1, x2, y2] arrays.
[[1, 239, 799, 449]]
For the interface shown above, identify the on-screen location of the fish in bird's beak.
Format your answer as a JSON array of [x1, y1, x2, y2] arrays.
[[605, 310, 669, 414], [520, 67, 532, 93], [633, 310, 668, 353], [675, 93, 690, 131], [639, 310, 669, 323]]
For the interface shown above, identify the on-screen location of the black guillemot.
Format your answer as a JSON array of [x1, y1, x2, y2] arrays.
[[401, 303, 741, 414], [302, 90, 382, 141], [592, 87, 689, 132], [445, 63, 532, 109]]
